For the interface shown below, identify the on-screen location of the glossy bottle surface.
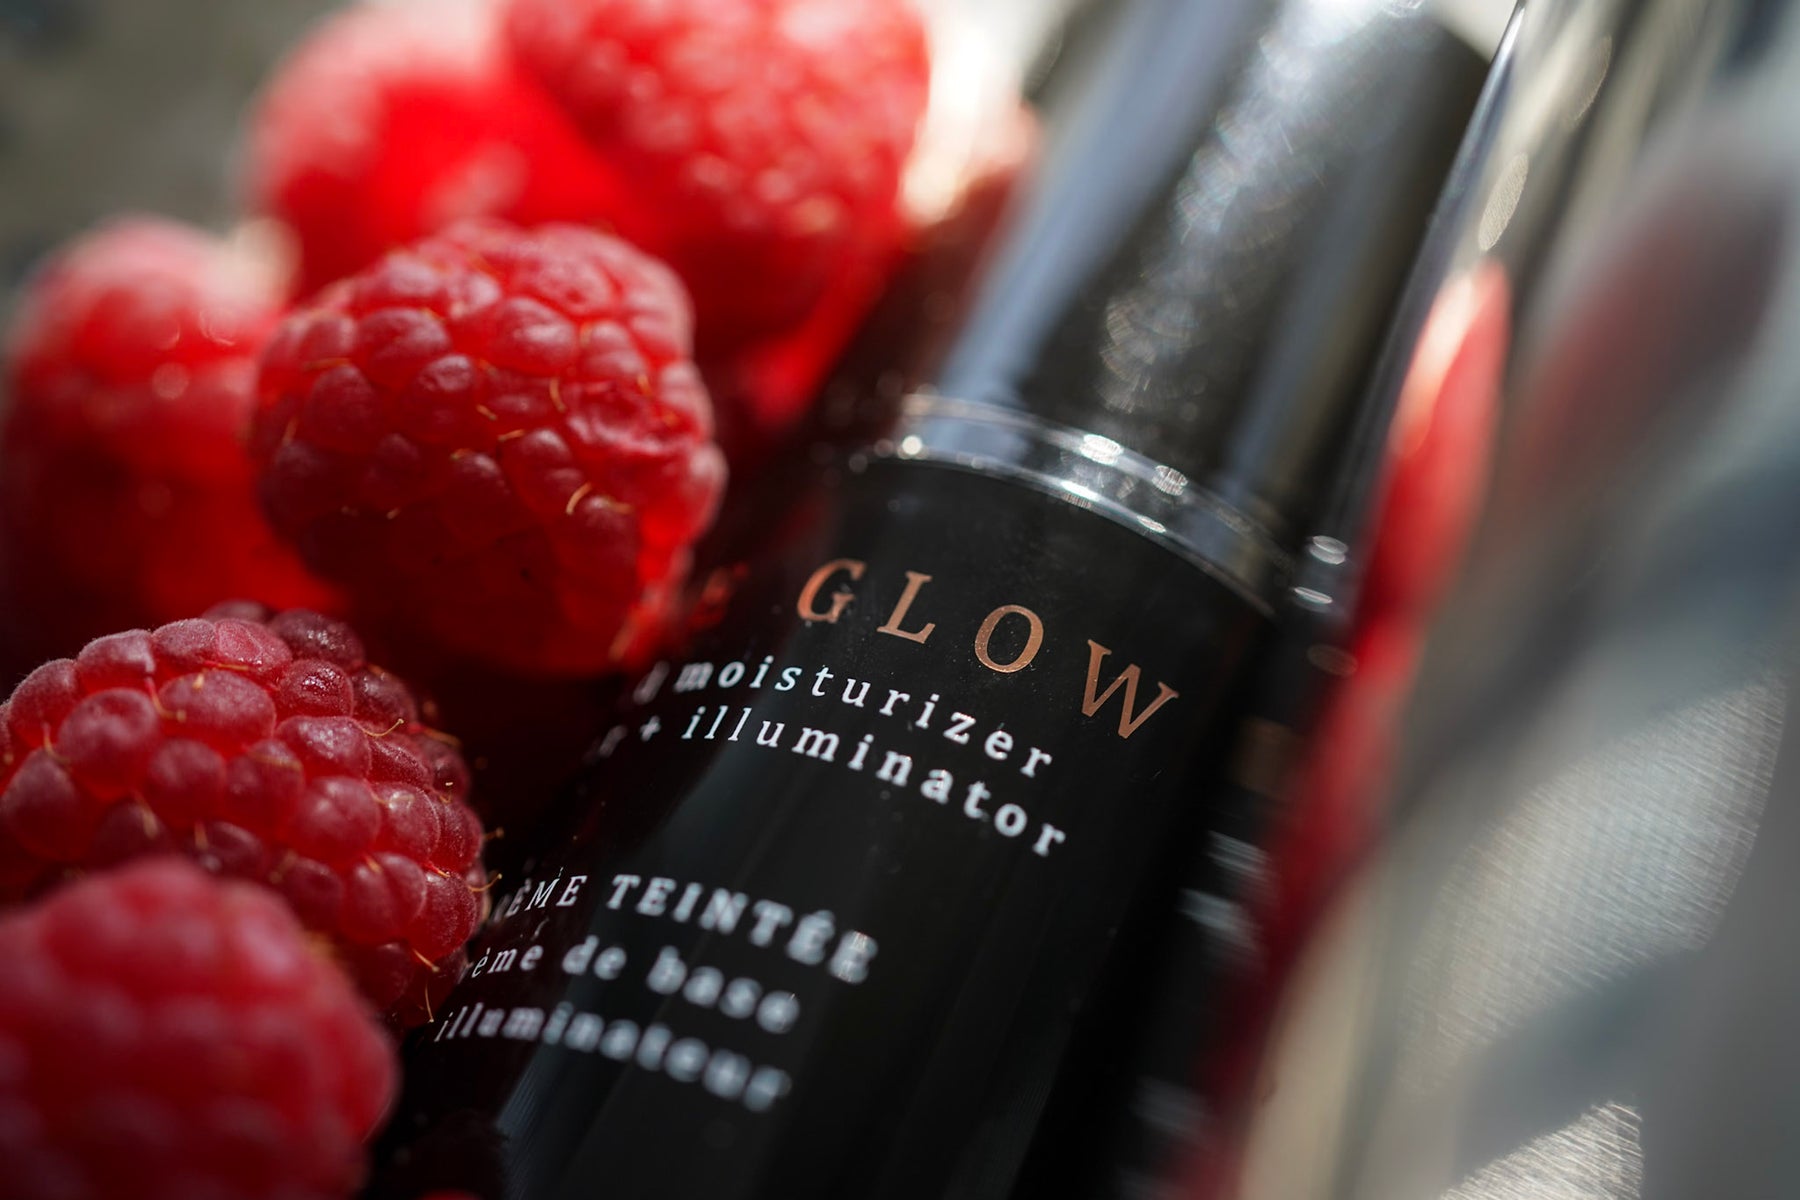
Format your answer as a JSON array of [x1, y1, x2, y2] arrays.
[[373, 453, 1263, 1199]]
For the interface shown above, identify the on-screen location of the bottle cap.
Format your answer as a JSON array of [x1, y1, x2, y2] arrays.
[[928, 0, 1496, 553]]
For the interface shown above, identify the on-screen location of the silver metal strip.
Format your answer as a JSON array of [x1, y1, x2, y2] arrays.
[[853, 394, 1291, 613]]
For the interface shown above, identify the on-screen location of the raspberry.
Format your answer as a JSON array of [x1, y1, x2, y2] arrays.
[[701, 234, 903, 463], [250, 221, 726, 677], [0, 606, 488, 1026], [0, 858, 396, 1200], [505, 0, 931, 352], [1362, 259, 1508, 621], [705, 96, 1039, 463], [0, 217, 337, 668], [244, 0, 617, 299]]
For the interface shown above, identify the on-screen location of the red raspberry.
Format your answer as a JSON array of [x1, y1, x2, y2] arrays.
[[0, 858, 395, 1200], [505, 0, 931, 352], [250, 221, 726, 677], [0, 606, 488, 1026], [243, 0, 617, 299], [701, 234, 904, 463], [706, 98, 1041, 463], [1361, 259, 1508, 621], [0, 217, 337, 667]]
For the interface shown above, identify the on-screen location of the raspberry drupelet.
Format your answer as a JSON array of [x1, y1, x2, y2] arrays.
[[504, 0, 931, 352], [250, 220, 726, 677], [0, 606, 487, 1026], [0, 858, 396, 1200], [0, 217, 336, 668]]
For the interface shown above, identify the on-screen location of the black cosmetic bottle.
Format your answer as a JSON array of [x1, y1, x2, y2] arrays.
[[370, 1, 1492, 1196], [1010, 6, 1521, 1195]]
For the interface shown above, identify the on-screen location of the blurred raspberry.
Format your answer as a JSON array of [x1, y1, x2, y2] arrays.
[[1169, 265, 1512, 1200], [716, 96, 1041, 465], [250, 220, 726, 677], [505, 0, 931, 353], [700, 236, 903, 464], [244, 0, 616, 298], [0, 217, 337, 670], [1361, 261, 1509, 621], [0, 606, 488, 1026], [1238, 264, 1509, 1037], [0, 858, 395, 1200]]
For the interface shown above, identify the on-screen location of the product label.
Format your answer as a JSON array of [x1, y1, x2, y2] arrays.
[[374, 459, 1263, 1200]]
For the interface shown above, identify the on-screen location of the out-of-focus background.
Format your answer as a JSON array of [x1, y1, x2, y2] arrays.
[[0, 0, 332, 309]]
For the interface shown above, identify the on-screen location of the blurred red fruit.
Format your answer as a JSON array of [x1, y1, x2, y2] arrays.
[[504, 0, 931, 354], [0, 217, 337, 673], [1361, 260, 1510, 621], [0, 858, 396, 1200], [243, 0, 617, 299]]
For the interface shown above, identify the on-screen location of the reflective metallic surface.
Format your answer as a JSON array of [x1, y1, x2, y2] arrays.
[[1233, 0, 1800, 1196], [884, 393, 1290, 611]]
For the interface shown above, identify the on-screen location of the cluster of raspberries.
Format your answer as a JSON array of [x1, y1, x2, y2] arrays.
[[3, 0, 930, 679], [0, 0, 933, 1197], [0, 605, 488, 1019]]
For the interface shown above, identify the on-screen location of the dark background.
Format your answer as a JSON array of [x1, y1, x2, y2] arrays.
[[0, 0, 335, 318]]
